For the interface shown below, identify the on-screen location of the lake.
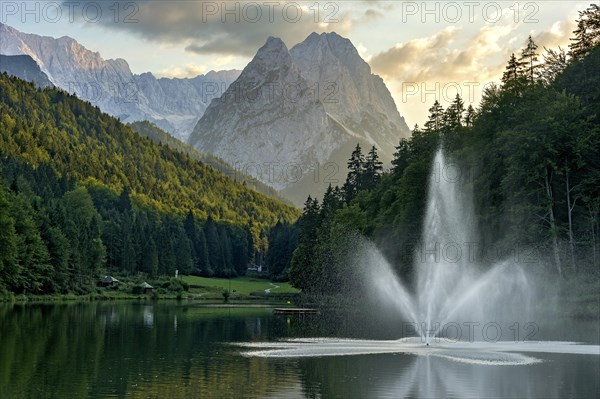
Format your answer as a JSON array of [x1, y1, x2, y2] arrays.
[[0, 301, 598, 398]]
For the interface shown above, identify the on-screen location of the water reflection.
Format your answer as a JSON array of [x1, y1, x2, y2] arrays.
[[292, 352, 600, 398], [142, 305, 154, 328], [0, 302, 598, 399]]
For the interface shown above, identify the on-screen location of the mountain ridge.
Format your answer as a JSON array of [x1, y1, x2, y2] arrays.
[[189, 32, 410, 204], [0, 54, 52, 87], [0, 22, 241, 140]]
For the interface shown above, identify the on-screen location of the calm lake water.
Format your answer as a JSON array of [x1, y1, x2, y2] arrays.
[[0, 301, 598, 398]]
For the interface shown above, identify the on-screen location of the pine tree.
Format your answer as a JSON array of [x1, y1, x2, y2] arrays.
[[298, 196, 321, 243], [219, 225, 234, 277], [502, 53, 522, 85], [196, 229, 211, 276], [9, 193, 52, 294], [463, 105, 476, 127], [265, 222, 286, 277], [363, 146, 383, 189], [0, 180, 17, 289], [424, 101, 445, 132], [344, 144, 365, 202], [519, 35, 540, 83], [392, 138, 411, 176], [175, 227, 194, 276], [266, 222, 297, 279], [570, 4, 600, 59], [61, 187, 105, 291], [541, 47, 569, 85], [320, 185, 342, 220], [142, 238, 159, 277], [204, 217, 223, 276], [158, 225, 176, 275], [444, 94, 465, 132], [289, 197, 321, 291], [183, 210, 200, 272]]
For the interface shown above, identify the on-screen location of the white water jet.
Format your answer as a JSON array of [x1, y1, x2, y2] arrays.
[[364, 148, 534, 342]]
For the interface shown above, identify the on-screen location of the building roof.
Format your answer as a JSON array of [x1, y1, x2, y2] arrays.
[[140, 282, 153, 289], [101, 276, 119, 283]]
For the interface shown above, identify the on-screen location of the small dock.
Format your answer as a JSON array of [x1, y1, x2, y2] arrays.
[[273, 308, 319, 315]]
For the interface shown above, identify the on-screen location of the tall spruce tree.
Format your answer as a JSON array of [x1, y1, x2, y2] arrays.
[[363, 146, 384, 190], [344, 144, 365, 202], [519, 35, 540, 83], [424, 101, 445, 132]]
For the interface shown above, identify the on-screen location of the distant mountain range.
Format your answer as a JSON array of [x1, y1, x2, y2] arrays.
[[189, 33, 410, 204], [1, 24, 411, 205], [0, 23, 240, 141]]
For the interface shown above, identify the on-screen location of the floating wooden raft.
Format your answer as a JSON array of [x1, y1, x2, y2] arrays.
[[273, 308, 319, 314]]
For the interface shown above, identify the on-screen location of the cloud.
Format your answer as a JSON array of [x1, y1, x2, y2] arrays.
[[156, 55, 240, 78], [65, 0, 384, 57], [370, 23, 517, 88], [531, 18, 576, 50], [370, 27, 463, 81], [369, 13, 576, 126], [157, 64, 209, 79]]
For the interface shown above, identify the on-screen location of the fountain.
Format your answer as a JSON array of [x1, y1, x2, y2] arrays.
[[368, 147, 534, 343], [237, 147, 600, 363]]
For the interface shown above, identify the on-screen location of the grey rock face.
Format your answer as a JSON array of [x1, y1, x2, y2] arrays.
[[189, 32, 410, 196]]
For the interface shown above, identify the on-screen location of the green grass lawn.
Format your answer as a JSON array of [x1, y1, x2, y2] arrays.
[[181, 275, 299, 296]]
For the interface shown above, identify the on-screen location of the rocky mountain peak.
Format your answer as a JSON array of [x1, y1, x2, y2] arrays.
[[0, 23, 240, 141], [189, 32, 410, 204], [250, 37, 291, 67]]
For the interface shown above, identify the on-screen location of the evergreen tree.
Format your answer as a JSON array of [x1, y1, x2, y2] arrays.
[[158, 224, 176, 276], [184, 210, 201, 272], [541, 47, 569, 85], [570, 4, 600, 59], [9, 193, 52, 294], [219, 225, 234, 277], [62, 187, 105, 291], [463, 105, 476, 127], [320, 185, 342, 220], [392, 138, 411, 176], [204, 217, 223, 276], [362, 146, 384, 189], [343, 144, 365, 202], [519, 35, 540, 83], [502, 53, 524, 86], [142, 237, 159, 277], [444, 94, 465, 132], [0, 179, 17, 289], [196, 228, 212, 276], [423, 101, 445, 132], [265, 222, 298, 280], [175, 227, 194, 276]]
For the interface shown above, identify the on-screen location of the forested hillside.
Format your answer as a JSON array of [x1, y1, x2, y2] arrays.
[[275, 5, 600, 293], [0, 74, 299, 296], [128, 120, 290, 204], [0, 74, 299, 227]]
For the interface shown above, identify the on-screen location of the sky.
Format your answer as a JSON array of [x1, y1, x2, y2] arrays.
[[1, 0, 591, 126]]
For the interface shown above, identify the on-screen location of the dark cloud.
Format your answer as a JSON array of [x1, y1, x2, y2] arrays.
[[64, 1, 383, 56]]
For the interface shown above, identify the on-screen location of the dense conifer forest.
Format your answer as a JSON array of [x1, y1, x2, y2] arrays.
[[0, 74, 299, 296]]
